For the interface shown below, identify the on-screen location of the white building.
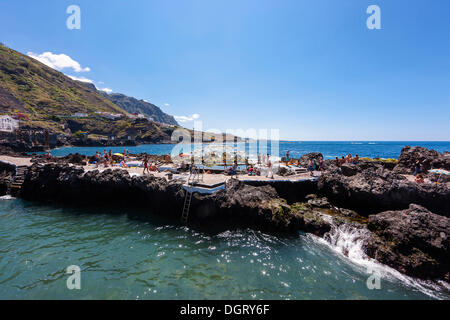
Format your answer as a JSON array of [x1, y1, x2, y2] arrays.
[[73, 113, 88, 118], [95, 112, 123, 120], [0, 115, 19, 132]]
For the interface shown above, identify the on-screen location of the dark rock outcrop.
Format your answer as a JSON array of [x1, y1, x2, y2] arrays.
[[278, 166, 294, 177], [0, 161, 15, 196], [20, 164, 317, 232], [18, 163, 450, 281], [241, 179, 318, 204], [393, 146, 450, 174], [20, 164, 185, 217], [297, 152, 323, 167], [31, 153, 87, 165], [340, 163, 358, 176], [364, 204, 449, 281], [318, 164, 450, 217]]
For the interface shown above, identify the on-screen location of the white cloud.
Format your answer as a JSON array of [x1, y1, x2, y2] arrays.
[[164, 103, 170, 107], [68, 75, 94, 83], [174, 114, 200, 123], [100, 88, 113, 94], [27, 51, 90, 73]]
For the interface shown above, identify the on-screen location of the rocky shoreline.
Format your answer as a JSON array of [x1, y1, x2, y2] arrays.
[[1, 146, 449, 283]]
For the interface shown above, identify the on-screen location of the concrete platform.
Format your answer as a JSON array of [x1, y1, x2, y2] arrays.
[[0, 155, 322, 187]]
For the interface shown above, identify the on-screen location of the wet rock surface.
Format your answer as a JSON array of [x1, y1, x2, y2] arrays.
[[0, 161, 15, 196], [364, 204, 449, 281]]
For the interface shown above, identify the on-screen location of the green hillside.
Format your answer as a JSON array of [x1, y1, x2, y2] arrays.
[[0, 44, 127, 130], [0, 43, 238, 147]]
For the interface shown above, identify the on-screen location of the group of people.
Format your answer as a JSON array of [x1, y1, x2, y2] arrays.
[[335, 154, 360, 167], [247, 164, 261, 176], [91, 150, 112, 167], [142, 156, 160, 174], [222, 153, 275, 179], [90, 149, 131, 168], [251, 154, 274, 178], [307, 158, 325, 176]]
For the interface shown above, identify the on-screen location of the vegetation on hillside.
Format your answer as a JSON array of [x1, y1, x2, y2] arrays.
[[0, 44, 178, 141], [0, 44, 239, 145], [0, 44, 126, 124]]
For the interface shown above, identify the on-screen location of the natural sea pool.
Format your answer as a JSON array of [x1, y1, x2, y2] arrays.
[[0, 198, 448, 300], [9, 141, 450, 299]]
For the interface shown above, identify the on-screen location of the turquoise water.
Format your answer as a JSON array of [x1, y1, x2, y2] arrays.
[[43, 141, 450, 159], [1, 198, 448, 300]]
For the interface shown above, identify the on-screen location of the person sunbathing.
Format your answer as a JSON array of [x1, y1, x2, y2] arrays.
[[285, 151, 290, 165], [120, 159, 128, 168], [150, 163, 160, 172], [319, 158, 325, 171], [415, 174, 425, 184]]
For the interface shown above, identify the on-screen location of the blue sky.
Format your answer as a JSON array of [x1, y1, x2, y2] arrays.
[[1, 0, 449, 140]]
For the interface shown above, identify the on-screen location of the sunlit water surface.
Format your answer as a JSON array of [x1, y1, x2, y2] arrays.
[[0, 198, 448, 300]]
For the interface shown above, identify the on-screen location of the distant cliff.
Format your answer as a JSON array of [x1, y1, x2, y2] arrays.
[[100, 92, 178, 126]]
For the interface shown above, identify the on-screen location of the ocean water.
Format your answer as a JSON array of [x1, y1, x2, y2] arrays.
[[43, 141, 450, 159], [0, 198, 448, 300]]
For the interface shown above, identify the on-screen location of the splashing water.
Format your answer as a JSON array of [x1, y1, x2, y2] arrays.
[[310, 217, 449, 300], [0, 198, 448, 299]]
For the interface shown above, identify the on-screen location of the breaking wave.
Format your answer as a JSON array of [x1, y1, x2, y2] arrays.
[[307, 218, 449, 300], [0, 195, 16, 200]]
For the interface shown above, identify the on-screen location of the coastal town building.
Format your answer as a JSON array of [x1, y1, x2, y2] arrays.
[[72, 113, 88, 118], [0, 115, 19, 132], [127, 113, 153, 121], [95, 112, 124, 120]]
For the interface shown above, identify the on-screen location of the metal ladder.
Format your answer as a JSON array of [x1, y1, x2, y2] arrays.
[[180, 166, 202, 224], [8, 165, 27, 196], [181, 187, 193, 224]]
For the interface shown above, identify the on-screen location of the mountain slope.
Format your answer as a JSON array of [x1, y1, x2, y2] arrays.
[[0, 44, 127, 123], [100, 92, 178, 126]]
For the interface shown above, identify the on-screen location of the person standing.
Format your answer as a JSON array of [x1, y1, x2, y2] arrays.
[[266, 155, 274, 179], [143, 156, 149, 174], [308, 159, 314, 176], [413, 160, 421, 176], [335, 157, 340, 167]]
